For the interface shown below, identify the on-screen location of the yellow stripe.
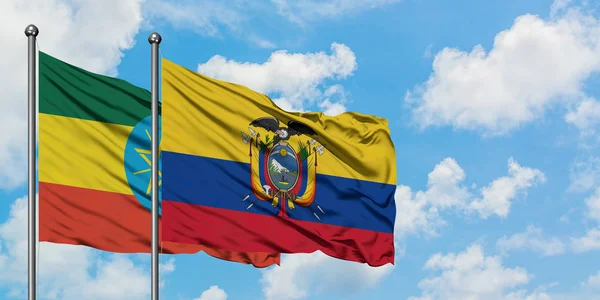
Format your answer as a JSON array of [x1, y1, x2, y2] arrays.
[[39, 113, 133, 194], [161, 58, 396, 185]]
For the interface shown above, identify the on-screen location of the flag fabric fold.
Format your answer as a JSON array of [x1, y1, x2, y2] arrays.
[[38, 51, 280, 268], [161, 58, 397, 267]]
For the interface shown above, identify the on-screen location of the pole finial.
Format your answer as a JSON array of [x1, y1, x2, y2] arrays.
[[24, 24, 39, 37], [148, 32, 162, 44]]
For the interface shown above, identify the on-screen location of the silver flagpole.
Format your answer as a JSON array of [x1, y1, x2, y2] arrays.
[[148, 32, 162, 300], [25, 24, 39, 300]]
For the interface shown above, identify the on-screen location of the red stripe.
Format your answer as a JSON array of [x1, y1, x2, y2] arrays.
[[163, 200, 395, 267], [39, 182, 280, 267]]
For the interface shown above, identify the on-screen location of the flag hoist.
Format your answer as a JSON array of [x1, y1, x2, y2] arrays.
[[148, 31, 162, 300], [25, 23, 39, 300]]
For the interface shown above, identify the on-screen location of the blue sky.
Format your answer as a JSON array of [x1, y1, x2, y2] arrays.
[[1, 0, 600, 299]]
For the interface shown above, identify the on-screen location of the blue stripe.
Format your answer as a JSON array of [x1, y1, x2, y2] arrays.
[[162, 151, 396, 234]]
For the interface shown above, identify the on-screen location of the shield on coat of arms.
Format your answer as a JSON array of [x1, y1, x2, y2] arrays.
[[267, 142, 299, 192], [241, 116, 327, 220]]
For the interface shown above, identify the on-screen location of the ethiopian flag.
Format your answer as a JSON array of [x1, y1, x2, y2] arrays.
[[38, 51, 279, 267]]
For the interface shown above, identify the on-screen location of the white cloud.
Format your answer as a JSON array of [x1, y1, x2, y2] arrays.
[[568, 156, 600, 192], [424, 44, 434, 58], [496, 226, 566, 257], [565, 98, 600, 136], [550, 0, 574, 17], [66, 256, 149, 300], [143, 0, 400, 48], [316, 85, 348, 116], [194, 285, 228, 300], [409, 244, 543, 300], [260, 251, 394, 300], [143, 0, 401, 47], [0, 0, 145, 189], [468, 158, 546, 219], [568, 186, 600, 253], [143, 0, 244, 37], [568, 172, 600, 254], [394, 185, 442, 237], [248, 36, 278, 49], [422, 157, 471, 209], [272, 0, 401, 25], [504, 290, 553, 300], [406, 3, 600, 136], [394, 158, 469, 237], [565, 166, 600, 255], [318, 99, 347, 116], [197, 42, 357, 113], [395, 157, 545, 237], [582, 271, 600, 290], [142, 0, 277, 49], [585, 188, 600, 222], [0, 196, 176, 299], [160, 257, 176, 273], [571, 228, 600, 253]]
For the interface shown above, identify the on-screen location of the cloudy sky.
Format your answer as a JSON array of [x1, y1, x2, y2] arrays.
[[1, 0, 600, 299]]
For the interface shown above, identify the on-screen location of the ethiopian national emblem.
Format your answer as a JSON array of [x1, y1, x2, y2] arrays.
[[241, 117, 326, 220]]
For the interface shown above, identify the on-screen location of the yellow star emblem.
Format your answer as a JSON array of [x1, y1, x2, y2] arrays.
[[133, 129, 162, 195]]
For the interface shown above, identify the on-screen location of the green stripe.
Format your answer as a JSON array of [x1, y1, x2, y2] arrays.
[[39, 51, 160, 127]]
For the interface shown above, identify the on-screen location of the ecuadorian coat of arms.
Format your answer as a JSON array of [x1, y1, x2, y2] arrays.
[[240, 117, 326, 220]]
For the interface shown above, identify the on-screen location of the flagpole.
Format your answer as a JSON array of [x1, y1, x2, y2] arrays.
[[25, 24, 39, 300], [148, 32, 162, 300]]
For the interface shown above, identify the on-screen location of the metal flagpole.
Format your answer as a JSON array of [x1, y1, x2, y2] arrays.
[[148, 32, 162, 300], [25, 24, 39, 300]]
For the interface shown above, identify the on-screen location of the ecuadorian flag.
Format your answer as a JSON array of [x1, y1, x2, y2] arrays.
[[161, 58, 397, 266], [38, 51, 279, 268]]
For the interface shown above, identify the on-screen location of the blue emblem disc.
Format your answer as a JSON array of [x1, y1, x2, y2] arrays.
[[267, 143, 299, 191], [124, 115, 162, 215]]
